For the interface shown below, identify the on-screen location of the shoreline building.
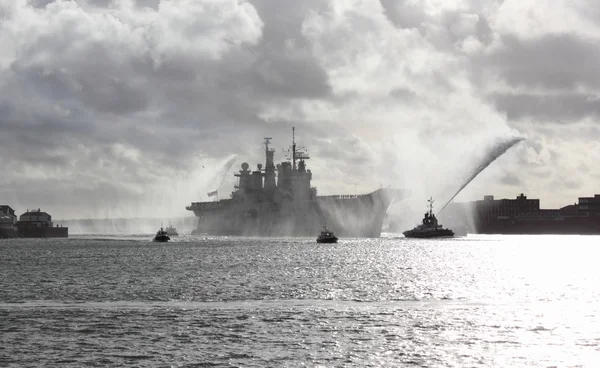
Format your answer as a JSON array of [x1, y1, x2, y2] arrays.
[[441, 193, 600, 235], [16, 209, 68, 238], [0, 205, 18, 238]]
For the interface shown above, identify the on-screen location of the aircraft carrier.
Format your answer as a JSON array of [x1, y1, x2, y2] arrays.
[[186, 129, 409, 237]]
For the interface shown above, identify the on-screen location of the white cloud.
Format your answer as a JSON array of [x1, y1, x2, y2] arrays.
[[492, 0, 600, 40]]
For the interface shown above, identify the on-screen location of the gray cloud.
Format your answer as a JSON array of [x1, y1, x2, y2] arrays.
[[0, 0, 598, 219], [493, 93, 600, 121], [499, 171, 522, 186], [486, 35, 600, 90]]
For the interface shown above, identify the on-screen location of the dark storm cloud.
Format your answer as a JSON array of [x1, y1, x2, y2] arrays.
[[313, 135, 374, 166], [28, 0, 55, 7], [486, 35, 600, 90], [380, 0, 493, 48], [0, 0, 341, 217], [245, 0, 331, 99], [499, 172, 521, 186], [492, 93, 600, 121], [389, 87, 417, 101], [379, 0, 426, 30]]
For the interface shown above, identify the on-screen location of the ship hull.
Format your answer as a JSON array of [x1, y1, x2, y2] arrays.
[[316, 236, 338, 243], [403, 229, 454, 238], [189, 188, 408, 238]]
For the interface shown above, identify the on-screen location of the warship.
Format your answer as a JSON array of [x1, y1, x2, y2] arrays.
[[186, 128, 409, 238], [165, 222, 178, 236]]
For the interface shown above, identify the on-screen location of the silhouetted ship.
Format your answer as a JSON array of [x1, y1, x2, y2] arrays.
[[165, 223, 178, 236], [154, 227, 170, 242], [187, 128, 409, 237], [316, 225, 338, 243], [403, 198, 454, 238]]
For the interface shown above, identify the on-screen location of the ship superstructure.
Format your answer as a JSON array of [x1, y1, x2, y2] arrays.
[[403, 197, 454, 238], [186, 129, 409, 237]]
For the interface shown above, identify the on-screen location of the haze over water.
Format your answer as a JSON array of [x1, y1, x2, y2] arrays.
[[2, 235, 599, 366]]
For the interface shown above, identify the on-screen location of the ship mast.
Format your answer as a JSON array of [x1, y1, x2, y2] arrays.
[[263, 136, 276, 191], [289, 126, 309, 172], [292, 127, 296, 171], [428, 197, 434, 217]]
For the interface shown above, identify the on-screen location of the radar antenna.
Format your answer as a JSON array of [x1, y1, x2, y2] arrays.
[[264, 137, 272, 153], [286, 127, 309, 171], [427, 197, 434, 216]]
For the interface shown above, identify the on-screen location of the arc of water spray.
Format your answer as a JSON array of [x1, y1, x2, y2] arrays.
[[437, 137, 525, 215], [217, 155, 238, 190]]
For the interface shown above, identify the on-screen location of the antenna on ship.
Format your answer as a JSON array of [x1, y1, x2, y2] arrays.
[[428, 197, 434, 216], [287, 126, 310, 172], [292, 127, 296, 171]]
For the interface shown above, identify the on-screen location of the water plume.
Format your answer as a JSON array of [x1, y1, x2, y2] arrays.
[[437, 136, 525, 214], [218, 155, 238, 189]]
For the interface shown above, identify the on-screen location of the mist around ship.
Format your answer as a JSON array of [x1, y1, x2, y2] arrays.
[[9, 129, 527, 236], [57, 155, 238, 235], [381, 131, 526, 234]]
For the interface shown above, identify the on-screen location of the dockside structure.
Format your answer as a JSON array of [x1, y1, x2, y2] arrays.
[[0, 207, 68, 238], [0, 205, 18, 238], [442, 193, 600, 234]]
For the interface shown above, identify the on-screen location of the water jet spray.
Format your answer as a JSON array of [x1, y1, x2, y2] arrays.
[[437, 136, 525, 215]]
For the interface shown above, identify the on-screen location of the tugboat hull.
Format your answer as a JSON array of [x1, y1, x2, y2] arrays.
[[403, 229, 454, 238], [316, 236, 338, 243], [403, 197, 455, 238]]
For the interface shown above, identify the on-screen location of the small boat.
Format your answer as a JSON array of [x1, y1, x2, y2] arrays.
[[316, 225, 338, 243], [165, 223, 178, 236], [154, 226, 170, 242], [403, 197, 454, 238]]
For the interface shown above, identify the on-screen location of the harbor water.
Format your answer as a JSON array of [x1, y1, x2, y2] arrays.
[[1, 235, 599, 367]]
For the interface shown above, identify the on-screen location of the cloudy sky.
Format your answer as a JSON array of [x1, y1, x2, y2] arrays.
[[1, 0, 599, 219]]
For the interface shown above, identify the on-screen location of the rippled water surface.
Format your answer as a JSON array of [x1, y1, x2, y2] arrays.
[[1, 234, 599, 366]]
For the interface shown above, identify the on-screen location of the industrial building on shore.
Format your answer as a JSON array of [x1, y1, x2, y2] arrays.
[[440, 193, 600, 235]]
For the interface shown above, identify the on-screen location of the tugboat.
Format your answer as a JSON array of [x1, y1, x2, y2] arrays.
[[316, 225, 338, 243], [153, 225, 171, 242], [165, 222, 178, 236], [403, 197, 454, 238]]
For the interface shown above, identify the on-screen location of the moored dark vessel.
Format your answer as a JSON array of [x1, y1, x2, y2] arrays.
[[316, 225, 338, 243], [187, 128, 409, 238], [154, 227, 170, 242], [403, 198, 454, 238]]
